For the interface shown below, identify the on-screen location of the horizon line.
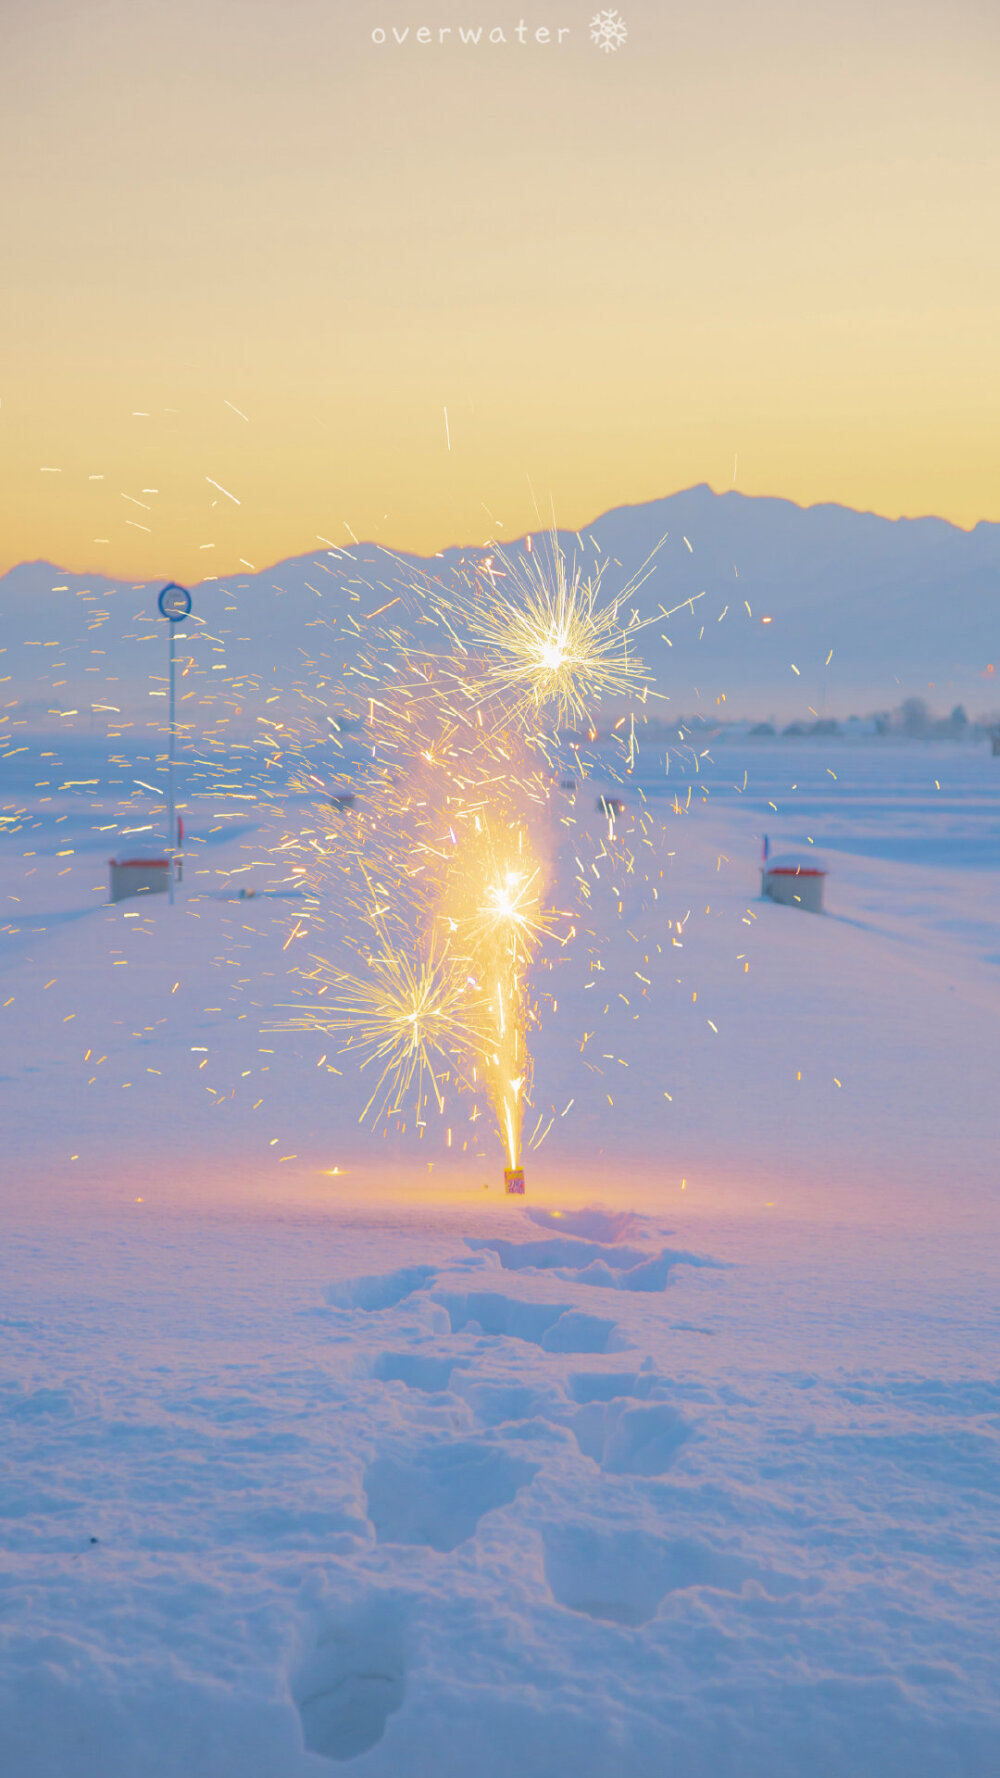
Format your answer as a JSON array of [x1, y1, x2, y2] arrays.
[[2, 481, 995, 589]]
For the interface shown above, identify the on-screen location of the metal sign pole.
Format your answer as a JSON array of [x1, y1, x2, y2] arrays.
[[157, 583, 192, 908], [167, 620, 176, 904]]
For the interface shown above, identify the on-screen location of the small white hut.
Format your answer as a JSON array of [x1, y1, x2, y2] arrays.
[[109, 856, 170, 904], [761, 852, 828, 913]]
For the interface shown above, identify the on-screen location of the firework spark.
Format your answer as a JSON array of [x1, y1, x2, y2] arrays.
[[272, 942, 475, 1130], [446, 531, 663, 730]]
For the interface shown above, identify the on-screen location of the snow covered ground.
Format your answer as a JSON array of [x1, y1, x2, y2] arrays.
[[2, 738, 999, 1775]]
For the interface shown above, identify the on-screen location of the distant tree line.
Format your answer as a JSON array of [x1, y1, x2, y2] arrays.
[[746, 699, 985, 740], [560, 700, 1000, 744]]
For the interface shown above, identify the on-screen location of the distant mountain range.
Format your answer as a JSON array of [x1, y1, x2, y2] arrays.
[[2, 486, 997, 736]]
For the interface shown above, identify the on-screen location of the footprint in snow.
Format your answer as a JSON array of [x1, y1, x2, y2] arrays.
[[570, 1397, 693, 1475], [324, 1266, 436, 1312], [449, 1373, 566, 1429], [433, 1289, 629, 1353], [542, 1523, 813, 1626], [292, 1594, 405, 1762], [364, 1435, 538, 1551], [369, 1350, 457, 1392]]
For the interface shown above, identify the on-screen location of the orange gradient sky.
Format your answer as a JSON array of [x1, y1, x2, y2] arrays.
[[1, 0, 998, 581]]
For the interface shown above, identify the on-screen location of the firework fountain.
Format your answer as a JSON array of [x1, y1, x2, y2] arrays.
[[271, 530, 667, 1190]]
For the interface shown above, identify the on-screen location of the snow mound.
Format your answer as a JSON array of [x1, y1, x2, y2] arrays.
[[466, 1235, 723, 1292], [524, 1205, 646, 1243]]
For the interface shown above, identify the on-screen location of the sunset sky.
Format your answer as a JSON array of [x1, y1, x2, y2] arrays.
[[2, 0, 997, 582]]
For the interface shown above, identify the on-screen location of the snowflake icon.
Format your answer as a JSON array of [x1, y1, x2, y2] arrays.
[[590, 7, 628, 52]]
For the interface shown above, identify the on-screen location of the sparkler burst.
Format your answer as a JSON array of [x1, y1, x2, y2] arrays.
[[272, 943, 475, 1131], [449, 532, 663, 730]]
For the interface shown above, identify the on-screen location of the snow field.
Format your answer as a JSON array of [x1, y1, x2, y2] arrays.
[[3, 1193, 998, 1777], [2, 739, 999, 1774]]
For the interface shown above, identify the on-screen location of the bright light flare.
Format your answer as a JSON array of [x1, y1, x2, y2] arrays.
[[475, 863, 548, 962]]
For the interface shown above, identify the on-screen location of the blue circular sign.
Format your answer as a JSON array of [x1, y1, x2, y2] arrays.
[[158, 582, 192, 623]]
